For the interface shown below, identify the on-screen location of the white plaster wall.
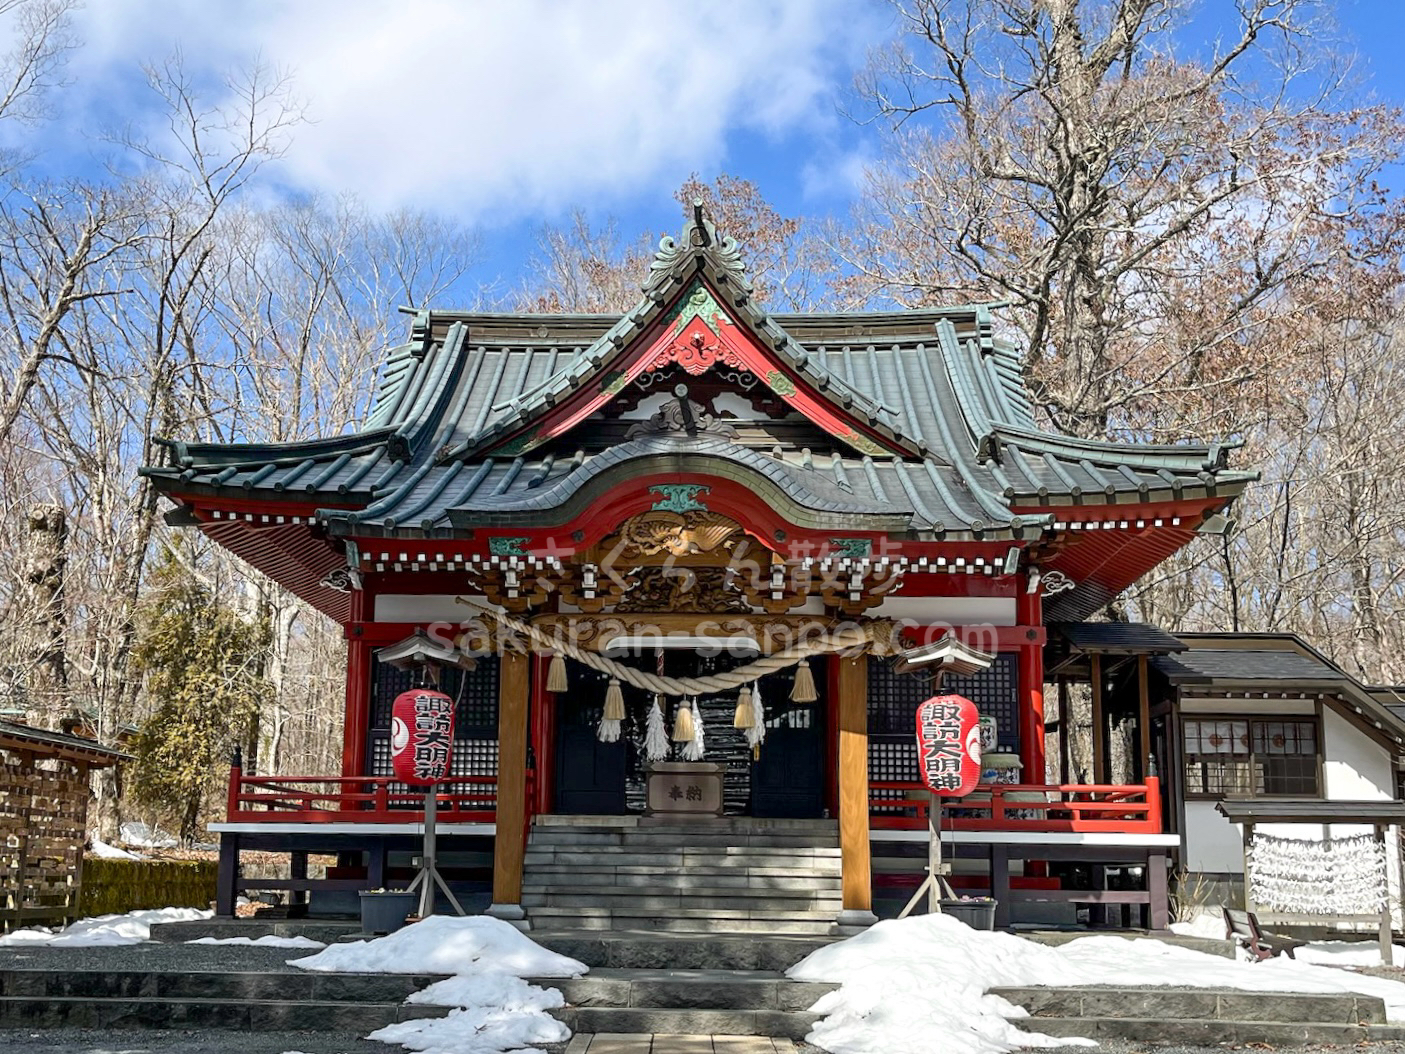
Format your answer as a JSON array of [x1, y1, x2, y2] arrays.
[[375, 594, 486, 622], [868, 596, 1016, 626]]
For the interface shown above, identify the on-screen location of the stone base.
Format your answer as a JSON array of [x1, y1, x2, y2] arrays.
[[486, 902, 531, 931], [831, 909, 878, 936]]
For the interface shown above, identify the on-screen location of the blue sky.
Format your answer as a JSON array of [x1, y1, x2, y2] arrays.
[[7, 0, 1404, 297]]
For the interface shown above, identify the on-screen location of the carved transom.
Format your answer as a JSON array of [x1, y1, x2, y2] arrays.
[[604, 509, 744, 560]]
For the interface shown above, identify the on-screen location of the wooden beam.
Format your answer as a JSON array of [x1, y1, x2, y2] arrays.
[[836, 653, 874, 923], [1090, 654, 1106, 784], [492, 651, 530, 914], [1137, 654, 1152, 782]]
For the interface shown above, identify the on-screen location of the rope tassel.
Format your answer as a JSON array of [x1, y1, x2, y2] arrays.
[[790, 660, 818, 703], [546, 652, 569, 693], [733, 685, 754, 729], [682, 696, 705, 762], [672, 698, 695, 742], [603, 678, 626, 721]]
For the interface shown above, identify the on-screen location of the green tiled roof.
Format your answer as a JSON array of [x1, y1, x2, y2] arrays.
[[142, 208, 1254, 547]]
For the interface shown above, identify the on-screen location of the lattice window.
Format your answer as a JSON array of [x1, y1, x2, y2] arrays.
[[369, 655, 499, 735], [867, 652, 1020, 750], [1183, 717, 1318, 798], [366, 655, 500, 782]]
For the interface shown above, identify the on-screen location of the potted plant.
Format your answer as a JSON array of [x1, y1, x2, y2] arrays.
[[359, 889, 417, 935], [939, 894, 997, 930]]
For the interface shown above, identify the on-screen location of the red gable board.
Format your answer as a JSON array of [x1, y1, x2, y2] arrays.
[[915, 694, 982, 796], [391, 689, 456, 785]]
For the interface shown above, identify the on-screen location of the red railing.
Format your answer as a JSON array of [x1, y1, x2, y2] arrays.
[[869, 777, 1162, 834], [225, 765, 502, 824]]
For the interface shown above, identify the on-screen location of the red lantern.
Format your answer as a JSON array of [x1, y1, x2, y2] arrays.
[[390, 689, 456, 785], [915, 694, 982, 796]]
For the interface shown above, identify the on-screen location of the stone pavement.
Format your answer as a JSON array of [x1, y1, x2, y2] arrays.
[[564, 1035, 796, 1053]]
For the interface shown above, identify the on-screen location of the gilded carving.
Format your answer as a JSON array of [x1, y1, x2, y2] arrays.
[[613, 510, 743, 558]]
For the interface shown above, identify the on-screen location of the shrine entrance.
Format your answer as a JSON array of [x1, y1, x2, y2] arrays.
[[551, 651, 827, 818]]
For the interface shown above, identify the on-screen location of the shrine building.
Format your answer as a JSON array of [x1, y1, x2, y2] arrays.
[[142, 207, 1273, 932]]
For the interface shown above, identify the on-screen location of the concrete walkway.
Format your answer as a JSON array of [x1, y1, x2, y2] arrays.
[[565, 1036, 797, 1053]]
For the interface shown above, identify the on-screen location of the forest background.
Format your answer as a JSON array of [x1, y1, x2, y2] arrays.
[[1, 0, 1402, 839]]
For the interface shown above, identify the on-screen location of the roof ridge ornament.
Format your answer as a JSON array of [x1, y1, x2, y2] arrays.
[[643, 200, 750, 296]]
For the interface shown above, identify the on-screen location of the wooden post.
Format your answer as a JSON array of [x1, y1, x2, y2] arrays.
[[1137, 654, 1152, 783], [836, 653, 876, 929], [1377, 824, 1393, 966], [489, 650, 531, 926], [341, 635, 372, 778], [1058, 679, 1072, 785], [1016, 586, 1045, 783], [1090, 654, 1106, 784], [1148, 850, 1169, 931]]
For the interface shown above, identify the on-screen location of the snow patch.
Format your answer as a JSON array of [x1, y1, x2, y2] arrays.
[[0, 907, 211, 947], [1296, 940, 1405, 968], [289, 915, 585, 977], [289, 916, 584, 1054], [187, 935, 326, 949], [788, 914, 1405, 1054], [1168, 910, 1227, 940], [89, 835, 142, 860], [118, 821, 178, 848]]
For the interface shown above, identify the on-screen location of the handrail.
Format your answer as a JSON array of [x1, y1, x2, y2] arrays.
[[869, 777, 1162, 833], [225, 764, 499, 823]]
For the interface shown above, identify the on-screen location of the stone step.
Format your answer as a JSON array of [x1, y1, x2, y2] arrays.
[[533, 931, 837, 971], [532, 917, 835, 935], [524, 850, 842, 870], [148, 919, 364, 945], [527, 909, 835, 935], [534, 816, 836, 833], [523, 872, 837, 893], [0, 970, 440, 1003], [523, 862, 841, 881], [522, 891, 842, 912], [0, 995, 449, 1032], [529, 968, 835, 1011], [992, 986, 1388, 1025], [550, 1005, 820, 1039], [1028, 1016, 1405, 1047], [527, 832, 838, 850]]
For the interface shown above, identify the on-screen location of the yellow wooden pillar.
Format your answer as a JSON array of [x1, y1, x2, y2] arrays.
[[488, 650, 530, 926], [836, 653, 877, 929]]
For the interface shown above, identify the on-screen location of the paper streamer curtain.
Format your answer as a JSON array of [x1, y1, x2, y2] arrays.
[[1247, 832, 1388, 915]]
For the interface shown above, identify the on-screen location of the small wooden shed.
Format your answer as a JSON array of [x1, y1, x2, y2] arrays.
[[0, 720, 128, 931]]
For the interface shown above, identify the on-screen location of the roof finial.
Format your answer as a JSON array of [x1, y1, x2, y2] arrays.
[[691, 199, 711, 247]]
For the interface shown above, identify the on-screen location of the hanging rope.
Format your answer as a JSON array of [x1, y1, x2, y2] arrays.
[[456, 596, 902, 698]]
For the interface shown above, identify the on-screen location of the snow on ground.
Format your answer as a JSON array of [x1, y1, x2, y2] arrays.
[[289, 916, 585, 1054], [0, 907, 211, 947], [186, 935, 325, 949], [118, 821, 179, 848], [1296, 939, 1405, 968], [788, 914, 1405, 1054], [1168, 910, 1225, 940], [288, 915, 585, 977], [88, 835, 142, 860]]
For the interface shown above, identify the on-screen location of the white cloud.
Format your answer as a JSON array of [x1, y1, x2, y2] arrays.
[[54, 0, 882, 221]]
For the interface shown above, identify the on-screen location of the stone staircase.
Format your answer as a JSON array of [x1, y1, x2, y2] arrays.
[[0, 965, 449, 1031], [994, 985, 1405, 1046], [522, 816, 842, 936], [532, 932, 837, 1039]]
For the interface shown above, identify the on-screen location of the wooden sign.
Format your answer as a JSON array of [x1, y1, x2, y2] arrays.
[[915, 694, 981, 796], [390, 689, 456, 785]]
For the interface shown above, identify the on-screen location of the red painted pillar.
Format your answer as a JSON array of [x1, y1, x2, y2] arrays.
[[530, 653, 552, 816], [341, 589, 372, 778], [1016, 582, 1046, 785]]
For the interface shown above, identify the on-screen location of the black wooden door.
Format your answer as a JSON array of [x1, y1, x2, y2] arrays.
[[750, 671, 825, 818], [555, 696, 627, 815]]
